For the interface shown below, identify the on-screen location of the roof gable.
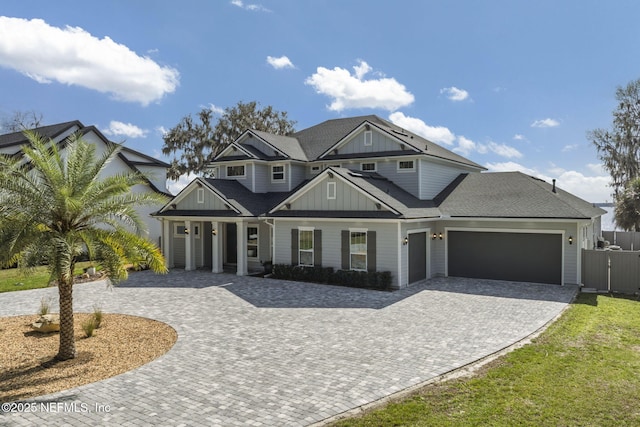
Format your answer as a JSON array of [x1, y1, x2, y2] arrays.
[[158, 178, 241, 214]]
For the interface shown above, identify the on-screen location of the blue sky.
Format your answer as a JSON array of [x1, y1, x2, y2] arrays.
[[1, 1, 639, 214]]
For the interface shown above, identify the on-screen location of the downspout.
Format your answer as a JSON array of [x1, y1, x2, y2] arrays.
[[265, 218, 275, 264]]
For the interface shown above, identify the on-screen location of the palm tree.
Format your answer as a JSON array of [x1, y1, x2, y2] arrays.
[[0, 131, 168, 360]]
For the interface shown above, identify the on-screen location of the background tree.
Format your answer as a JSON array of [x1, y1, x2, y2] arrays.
[[589, 78, 640, 199], [614, 177, 640, 231], [162, 101, 296, 179], [588, 78, 640, 230], [0, 131, 168, 360], [0, 110, 44, 133]]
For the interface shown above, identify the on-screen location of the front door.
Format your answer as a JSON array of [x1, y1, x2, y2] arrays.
[[409, 232, 427, 284], [226, 223, 237, 264]]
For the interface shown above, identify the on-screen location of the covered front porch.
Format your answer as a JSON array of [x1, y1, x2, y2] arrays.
[[159, 218, 272, 276]]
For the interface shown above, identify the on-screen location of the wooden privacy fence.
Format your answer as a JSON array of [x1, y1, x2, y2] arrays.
[[602, 231, 640, 250], [582, 249, 640, 294]]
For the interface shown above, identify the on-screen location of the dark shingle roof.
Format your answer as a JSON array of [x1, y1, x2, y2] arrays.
[[439, 172, 606, 219], [0, 121, 81, 149], [249, 130, 308, 161], [204, 178, 295, 217]]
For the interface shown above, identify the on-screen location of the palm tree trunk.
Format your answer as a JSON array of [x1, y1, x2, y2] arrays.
[[56, 277, 76, 360]]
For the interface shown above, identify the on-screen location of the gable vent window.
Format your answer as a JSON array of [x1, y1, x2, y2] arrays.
[[398, 160, 415, 172], [327, 181, 336, 200], [364, 130, 373, 146], [272, 165, 285, 182], [361, 162, 376, 172], [197, 188, 204, 204], [227, 165, 245, 177]]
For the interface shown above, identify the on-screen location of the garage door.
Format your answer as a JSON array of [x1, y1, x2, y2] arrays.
[[409, 232, 427, 284], [448, 231, 562, 284]]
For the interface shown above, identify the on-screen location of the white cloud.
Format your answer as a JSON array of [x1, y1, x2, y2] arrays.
[[167, 173, 199, 195], [486, 161, 538, 175], [230, 0, 270, 12], [305, 60, 414, 112], [531, 118, 560, 128], [485, 161, 611, 202], [102, 121, 148, 138], [587, 163, 605, 175], [0, 17, 179, 106], [513, 134, 526, 141], [440, 86, 470, 101], [207, 103, 225, 115], [388, 112, 455, 145], [266, 55, 294, 69], [455, 135, 480, 156], [487, 141, 522, 159], [156, 126, 168, 136], [562, 144, 579, 152]]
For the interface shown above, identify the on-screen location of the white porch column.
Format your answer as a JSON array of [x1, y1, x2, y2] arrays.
[[162, 219, 173, 268], [236, 220, 248, 276], [211, 221, 223, 273], [184, 220, 193, 271]]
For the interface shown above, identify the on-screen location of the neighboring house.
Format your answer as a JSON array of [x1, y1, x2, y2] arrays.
[[155, 115, 605, 288], [0, 121, 171, 247]]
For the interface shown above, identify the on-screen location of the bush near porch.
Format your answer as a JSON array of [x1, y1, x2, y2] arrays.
[[272, 264, 392, 291]]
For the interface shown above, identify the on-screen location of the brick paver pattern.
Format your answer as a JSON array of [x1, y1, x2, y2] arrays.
[[0, 270, 577, 426]]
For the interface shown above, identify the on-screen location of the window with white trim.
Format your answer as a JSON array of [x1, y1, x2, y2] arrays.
[[271, 165, 285, 182], [327, 181, 336, 199], [197, 188, 204, 204], [310, 165, 321, 174], [361, 162, 376, 171], [174, 224, 186, 238], [397, 160, 415, 172], [226, 165, 245, 177], [350, 231, 367, 271], [364, 130, 372, 146], [247, 225, 258, 259], [299, 228, 314, 266]]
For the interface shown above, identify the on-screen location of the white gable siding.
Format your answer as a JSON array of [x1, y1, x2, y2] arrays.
[[273, 220, 399, 287], [288, 178, 380, 211], [338, 129, 404, 155], [136, 164, 168, 193]]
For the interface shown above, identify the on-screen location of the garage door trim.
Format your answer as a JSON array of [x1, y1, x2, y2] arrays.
[[444, 227, 565, 285]]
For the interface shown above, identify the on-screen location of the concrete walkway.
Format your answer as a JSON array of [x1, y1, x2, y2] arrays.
[[0, 271, 578, 426]]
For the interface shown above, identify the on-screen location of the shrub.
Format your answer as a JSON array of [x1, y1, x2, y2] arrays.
[[82, 317, 97, 338], [92, 304, 103, 328], [38, 297, 52, 316], [272, 264, 392, 290]]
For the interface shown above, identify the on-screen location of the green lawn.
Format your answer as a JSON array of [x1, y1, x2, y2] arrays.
[[0, 262, 96, 293], [333, 293, 640, 427]]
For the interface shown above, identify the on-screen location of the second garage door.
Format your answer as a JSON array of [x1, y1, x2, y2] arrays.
[[448, 231, 562, 285]]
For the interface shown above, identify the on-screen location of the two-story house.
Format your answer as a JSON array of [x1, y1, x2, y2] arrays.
[[0, 121, 171, 247], [155, 115, 605, 288]]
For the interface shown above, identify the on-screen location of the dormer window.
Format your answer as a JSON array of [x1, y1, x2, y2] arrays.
[[364, 130, 373, 146], [272, 165, 285, 182], [226, 165, 245, 177]]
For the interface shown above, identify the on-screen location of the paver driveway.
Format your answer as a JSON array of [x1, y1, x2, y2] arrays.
[[0, 271, 578, 426]]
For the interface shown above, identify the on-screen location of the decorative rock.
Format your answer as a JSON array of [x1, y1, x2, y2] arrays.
[[31, 314, 60, 333]]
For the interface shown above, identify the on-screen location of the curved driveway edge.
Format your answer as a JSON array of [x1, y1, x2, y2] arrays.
[[0, 271, 578, 426]]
